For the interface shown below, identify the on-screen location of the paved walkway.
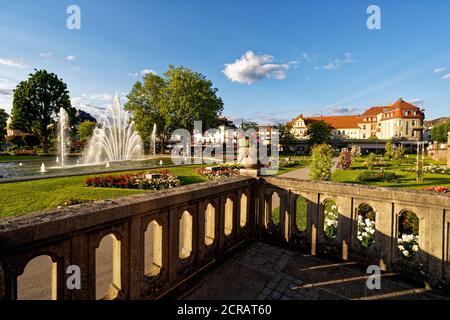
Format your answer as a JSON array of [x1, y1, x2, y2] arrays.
[[183, 242, 449, 300], [279, 158, 337, 179]]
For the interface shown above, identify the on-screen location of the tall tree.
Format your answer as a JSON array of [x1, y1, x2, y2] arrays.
[[278, 123, 295, 144], [306, 120, 332, 146], [0, 108, 8, 142], [125, 65, 224, 152], [240, 120, 259, 131], [77, 120, 97, 143], [11, 70, 75, 153]]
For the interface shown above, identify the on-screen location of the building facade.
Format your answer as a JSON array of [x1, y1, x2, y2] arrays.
[[289, 98, 425, 141]]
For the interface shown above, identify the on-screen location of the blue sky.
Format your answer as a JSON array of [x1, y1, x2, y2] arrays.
[[1, 0, 450, 124]]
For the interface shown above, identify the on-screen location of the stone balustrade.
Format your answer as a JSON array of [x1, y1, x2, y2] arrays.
[[1, 175, 450, 300]]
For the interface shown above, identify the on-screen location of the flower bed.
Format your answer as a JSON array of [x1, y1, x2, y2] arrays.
[[398, 211, 419, 258], [425, 186, 449, 193], [423, 165, 450, 175], [279, 159, 301, 168], [356, 169, 399, 182], [85, 170, 182, 190], [195, 164, 242, 179]]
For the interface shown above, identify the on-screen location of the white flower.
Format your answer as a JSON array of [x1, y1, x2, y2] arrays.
[[332, 205, 337, 210], [398, 239, 403, 244], [368, 228, 375, 235], [412, 245, 419, 252], [357, 236, 363, 241], [402, 250, 410, 257], [365, 219, 371, 226], [398, 245, 405, 251], [362, 232, 368, 237], [358, 215, 363, 221]]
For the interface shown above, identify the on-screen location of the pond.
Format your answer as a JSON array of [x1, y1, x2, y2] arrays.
[[0, 156, 177, 180]]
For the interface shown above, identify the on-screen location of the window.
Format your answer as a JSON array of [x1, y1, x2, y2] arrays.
[[363, 125, 366, 130]]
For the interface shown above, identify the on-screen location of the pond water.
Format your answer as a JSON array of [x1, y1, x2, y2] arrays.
[[0, 156, 178, 180]]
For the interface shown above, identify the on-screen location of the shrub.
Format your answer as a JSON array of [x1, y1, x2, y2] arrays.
[[356, 169, 399, 182], [279, 159, 301, 168], [310, 144, 333, 181], [336, 149, 353, 170], [366, 153, 376, 171], [398, 211, 420, 258], [357, 205, 376, 249], [324, 201, 338, 239], [392, 145, 406, 165]]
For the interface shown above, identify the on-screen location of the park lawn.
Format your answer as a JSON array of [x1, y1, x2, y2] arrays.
[[265, 156, 311, 176], [0, 165, 208, 219], [270, 196, 307, 231], [332, 155, 450, 190]]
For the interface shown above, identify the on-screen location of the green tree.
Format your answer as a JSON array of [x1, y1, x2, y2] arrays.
[[392, 145, 406, 165], [366, 152, 376, 171], [431, 121, 450, 142], [278, 123, 296, 144], [11, 70, 75, 153], [306, 121, 332, 146], [77, 120, 97, 143], [125, 66, 224, 153], [310, 144, 334, 181], [384, 139, 392, 160], [241, 120, 259, 131], [0, 108, 8, 142]]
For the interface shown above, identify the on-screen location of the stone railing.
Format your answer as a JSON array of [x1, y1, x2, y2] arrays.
[[0, 177, 256, 300], [258, 177, 450, 287], [1, 175, 450, 300]]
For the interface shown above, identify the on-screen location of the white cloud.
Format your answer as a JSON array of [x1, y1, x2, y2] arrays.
[[0, 78, 16, 96], [408, 98, 426, 106], [66, 55, 76, 62], [324, 105, 359, 114], [128, 69, 157, 78], [302, 52, 318, 62], [223, 51, 293, 84], [0, 57, 27, 68], [321, 53, 354, 70], [39, 52, 51, 59], [433, 67, 446, 74], [71, 92, 128, 119], [442, 74, 450, 80]]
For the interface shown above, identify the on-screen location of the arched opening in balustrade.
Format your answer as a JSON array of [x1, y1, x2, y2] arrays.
[[96, 233, 121, 300], [295, 196, 308, 232], [323, 199, 338, 240], [17, 255, 57, 300], [144, 220, 163, 277], [271, 192, 281, 225], [240, 193, 248, 227], [179, 210, 193, 259], [398, 210, 419, 258], [205, 203, 215, 246], [356, 203, 376, 249], [224, 197, 233, 236]]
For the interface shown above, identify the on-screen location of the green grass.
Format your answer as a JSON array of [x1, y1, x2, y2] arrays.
[[265, 156, 311, 175], [270, 196, 307, 231], [332, 155, 450, 190], [0, 166, 207, 219]]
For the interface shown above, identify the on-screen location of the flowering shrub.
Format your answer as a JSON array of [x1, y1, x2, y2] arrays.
[[423, 165, 450, 175], [310, 144, 334, 181], [85, 170, 182, 190], [356, 205, 376, 249], [398, 234, 419, 258], [356, 169, 399, 182], [398, 211, 419, 258], [336, 149, 353, 170], [324, 201, 338, 239], [195, 164, 242, 179], [425, 186, 449, 193]]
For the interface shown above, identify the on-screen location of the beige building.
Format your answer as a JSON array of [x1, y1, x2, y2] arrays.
[[289, 98, 425, 141]]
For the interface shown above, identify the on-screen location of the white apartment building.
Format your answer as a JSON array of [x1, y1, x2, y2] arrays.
[[289, 98, 425, 141]]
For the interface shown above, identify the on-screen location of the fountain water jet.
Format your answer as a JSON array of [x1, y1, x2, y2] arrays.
[[57, 108, 70, 167], [40, 163, 47, 173], [82, 94, 143, 164], [150, 124, 157, 156]]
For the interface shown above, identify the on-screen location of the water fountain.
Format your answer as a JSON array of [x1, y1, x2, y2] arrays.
[[150, 124, 157, 156], [40, 163, 47, 173], [82, 94, 143, 164], [57, 107, 70, 167]]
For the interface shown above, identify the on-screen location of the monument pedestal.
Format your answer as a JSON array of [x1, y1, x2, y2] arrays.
[[239, 168, 261, 177]]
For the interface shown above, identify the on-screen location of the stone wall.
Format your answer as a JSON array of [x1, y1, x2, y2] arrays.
[[1, 176, 450, 300]]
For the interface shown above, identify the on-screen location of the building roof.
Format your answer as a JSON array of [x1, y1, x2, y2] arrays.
[[361, 106, 386, 116], [306, 115, 360, 129], [388, 98, 421, 111]]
